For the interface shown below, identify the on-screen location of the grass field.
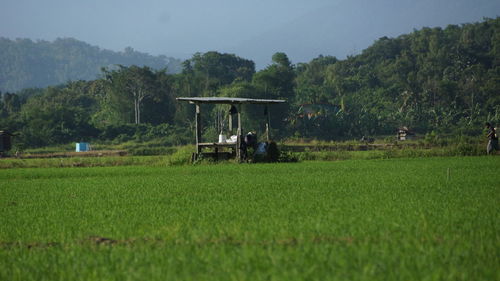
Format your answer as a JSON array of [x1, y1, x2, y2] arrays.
[[1, 157, 499, 280]]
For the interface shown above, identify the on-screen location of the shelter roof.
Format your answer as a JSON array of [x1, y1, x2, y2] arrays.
[[176, 97, 286, 104]]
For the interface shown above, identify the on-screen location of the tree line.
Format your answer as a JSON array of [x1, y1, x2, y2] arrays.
[[1, 18, 499, 148]]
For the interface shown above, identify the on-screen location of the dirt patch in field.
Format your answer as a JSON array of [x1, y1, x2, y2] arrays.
[[85, 236, 119, 245], [79, 236, 304, 247], [0, 241, 61, 249], [1, 235, 360, 249], [313, 236, 355, 244], [282, 143, 423, 152], [11, 150, 128, 159]]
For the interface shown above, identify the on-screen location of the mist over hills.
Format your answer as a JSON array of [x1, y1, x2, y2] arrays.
[[0, 37, 182, 93], [229, 0, 500, 67], [1, 0, 499, 92]]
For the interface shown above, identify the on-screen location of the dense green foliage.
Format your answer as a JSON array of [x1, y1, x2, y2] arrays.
[[0, 37, 182, 92], [1, 157, 499, 280], [1, 18, 499, 148], [291, 18, 500, 138]]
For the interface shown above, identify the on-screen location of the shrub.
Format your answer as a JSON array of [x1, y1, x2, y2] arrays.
[[129, 147, 176, 156], [266, 142, 280, 162], [453, 143, 482, 156]]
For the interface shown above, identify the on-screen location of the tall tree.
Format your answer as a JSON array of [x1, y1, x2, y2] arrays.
[[183, 52, 255, 95], [252, 52, 296, 133], [103, 65, 159, 124]]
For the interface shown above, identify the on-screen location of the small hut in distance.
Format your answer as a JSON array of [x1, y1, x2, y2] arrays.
[[176, 97, 285, 162], [0, 131, 14, 156], [397, 126, 415, 141]]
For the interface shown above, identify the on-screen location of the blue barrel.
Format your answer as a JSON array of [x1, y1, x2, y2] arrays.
[[76, 142, 89, 152]]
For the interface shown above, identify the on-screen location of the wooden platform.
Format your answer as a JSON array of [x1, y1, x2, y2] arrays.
[[198, 142, 237, 149], [177, 96, 285, 162]]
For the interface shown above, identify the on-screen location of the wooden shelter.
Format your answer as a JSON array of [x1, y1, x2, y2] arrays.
[[176, 97, 285, 161]]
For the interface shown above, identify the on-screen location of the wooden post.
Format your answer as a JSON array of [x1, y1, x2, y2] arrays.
[[228, 105, 233, 135], [236, 105, 242, 161], [265, 105, 271, 141], [195, 103, 201, 155]]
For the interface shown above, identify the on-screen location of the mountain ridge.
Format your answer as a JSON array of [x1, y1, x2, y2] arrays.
[[0, 37, 183, 93]]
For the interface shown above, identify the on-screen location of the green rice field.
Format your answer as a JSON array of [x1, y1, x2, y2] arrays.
[[1, 157, 499, 280]]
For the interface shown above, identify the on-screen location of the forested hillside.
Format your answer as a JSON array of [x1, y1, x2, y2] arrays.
[[0, 37, 182, 92], [1, 18, 499, 148], [292, 17, 500, 137]]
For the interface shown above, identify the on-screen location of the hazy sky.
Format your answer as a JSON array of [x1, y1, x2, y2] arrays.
[[1, 0, 499, 67], [0, 0, 331, 55]]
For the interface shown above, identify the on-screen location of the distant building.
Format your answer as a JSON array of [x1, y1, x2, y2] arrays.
[[397, 126, 414, 141]]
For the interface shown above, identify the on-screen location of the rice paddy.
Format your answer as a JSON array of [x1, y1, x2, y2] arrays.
[[1, 156, 499, 280]]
